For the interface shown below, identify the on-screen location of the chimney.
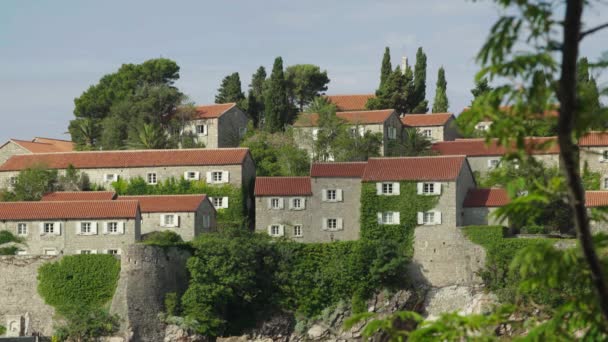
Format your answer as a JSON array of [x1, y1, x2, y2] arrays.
[[400, 56, 408, 74]]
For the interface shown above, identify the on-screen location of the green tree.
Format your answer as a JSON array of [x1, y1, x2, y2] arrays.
[[470, 78, 492, 101], [379, 47, 392, 91], [128, 123, 170, 150], [411, 47, 429, 113], [215, 72, 246, 107], [246, 67, 267, 129], [400, 128, 433, 156], [10, 166, 58, 201], [70, 118, 100, 150], [240, 129, 310, 176], [0, 231, 25, 255], [285, 64, 330, 112], [432, 67, 449, 112], [304, 96, 337, 114], [264, 57, 291, 132], [367, 66, 414, 115]]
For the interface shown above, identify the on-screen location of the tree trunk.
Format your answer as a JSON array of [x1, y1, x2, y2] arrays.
[[557, 0, 608, 321]]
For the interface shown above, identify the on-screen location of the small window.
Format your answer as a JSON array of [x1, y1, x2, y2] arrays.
[[186, 171, 197, 180], [239, 127, 247, 137], [604, 177, 608, 190], [603, 151, 608, 161], [327, 218, 337, 230], [80, 250, 92, 255], [81, 222, 91, 234], [382, 183, 394, 195], [292, 198, 302, 209], [388, 127, 397, 140], [107, 249, 119, 255], [147, 173, 157, 185], [423, 212, 435, 225], [17, 223, 27, 236], [196, 124, 207, 135], [270, 225, 281, 236], [203, 215, 211, 228], [382, 212, 394, 224], [271, 198, 281, 209], [212, 171, 223, 183], [105, 174, 117, 182], [213, 197, 224, 208], [164, 215, 175, 226], [293, 225, 303, 237], [44, 223, 55, 234], [423, 183, 434, 195], [422, 129, 432, 138], [9, 177, 17, 186], [327, 190, 337, 201], [107, 222, 118, 234], [489, 159, 500, 169]]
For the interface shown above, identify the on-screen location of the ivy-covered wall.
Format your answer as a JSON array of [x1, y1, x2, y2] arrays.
[[360, 181, 439, 246]]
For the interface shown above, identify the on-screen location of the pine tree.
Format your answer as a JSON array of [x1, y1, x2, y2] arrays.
[[471, 78, 492, 100], [247, 66, 267, 128], [379, 47, 392, 93], [411, 47, 429, 113], [215, 72, 245, 106], [264, 57, 290, 133], [432, 67, 449, 113], [577, 57, 602, 128]]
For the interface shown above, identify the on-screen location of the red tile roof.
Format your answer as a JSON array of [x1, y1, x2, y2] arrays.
[[326, 94, 375, 111], [194, 103, 236, 119], [0, 201, 139, 220], [117, 195, 209, 213], [310, 162, 367, 178], [294, 110, 395, 127], [0, 148, 250, 171], [32, 137, 75, 151], [579, 132, 608, 147], [41, 191, 117, 201], [362, 156, 467, 181], [401, 113, 454, 127], [8, 139, 74, 153], [463, 188, 510, 207], [254, 177, 312, 196], [585, 191, 608, 207], [432, 137, 559, 157]]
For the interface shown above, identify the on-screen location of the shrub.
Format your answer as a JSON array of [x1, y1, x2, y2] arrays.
[[142, 230, 188, 249], [53, 307, 119, 341], [0, 231, 25, 255], [164, 292, 180, 316]]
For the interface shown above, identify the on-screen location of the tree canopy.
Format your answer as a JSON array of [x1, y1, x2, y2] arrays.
[[264, 57, 292, 132], [215, 72, 246, 107], [432, 67, 449, 113], [285, 64, 330, 112]]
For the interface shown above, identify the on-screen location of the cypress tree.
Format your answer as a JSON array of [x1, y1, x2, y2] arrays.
[[247, 66, 267, 128], [471, 78, 492, 100], [379, 47, 392, 92], [215, 72, 245, 105], [264, 57, 290, 133], [432, 67, 449, 113], [411, 47, 429, 113]]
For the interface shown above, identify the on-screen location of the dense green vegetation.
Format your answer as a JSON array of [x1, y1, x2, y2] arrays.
[[38, 255, 121, 340], [0, 231, 24, 255], [1, 165, 91, 201], [174, 229, 407, 336], [112, 177, 246, 228], [432, 67, 449, 113], [240, 128, 310, 176]]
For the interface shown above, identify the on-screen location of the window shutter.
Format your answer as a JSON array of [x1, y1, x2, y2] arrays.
[[175, 215, 180, 228], [487, 159, 495, 168], [417, 182, 424, 195], [278, 198, 284, 209], [417, 212, 424, 225], [600, 151, 605, 161], [433, 183, 442, 195], [90, 250, 98, 254], [322, 189, 328, 201], [222, 197, 229, 209], [118, 222, 125, 234], [183, 171, 189, 180], [222, 171, 230, 183], [434, 211, 442, 224], [92, 222, 98, 235], [55, 222, 62, 235], [102, 249, 108, 254], [206, 172, 213, 183], [336, 189, 343, 202], [393, 182, 400, 195], [337, 218, 343, 230], [193, 171, 200, 180], [394, 212, 401, 224], [103, 223, 108, 235], [288, 198, 294, 210], [39, 223, 45, 235], [302, 198, 306, 209], [267, 198, 273, 209], [279, 225, 285, 236], [76, 250, 81, 255], [376, 183, 382, 195], [267, 225, 272, 235], [76, 222, 81, 235], [160, 214, 166, 227], [322, 218, 328, 230], [377, 212, 383, 224]]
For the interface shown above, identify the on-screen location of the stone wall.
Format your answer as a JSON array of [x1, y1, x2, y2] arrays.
[[0, 255, 59, 337], [0, 142, 29, 166], [110, 245, 191, 342]]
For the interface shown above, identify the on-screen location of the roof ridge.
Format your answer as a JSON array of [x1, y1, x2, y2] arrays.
[[367, 155, 466, 160], [8, 147, 249, 156], [34, 137, 74, 142], [119, 194, 206, 197]]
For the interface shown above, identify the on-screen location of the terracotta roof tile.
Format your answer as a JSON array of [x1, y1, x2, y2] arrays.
[[579, 132, 608, 146], [255, 177, 312, 196], [41, 191, 117, 201], [117, 195, 209, 213], [0, 148, 250, 171], [294, 110, 395, 127], [326, 94, 375, 111], [585, 191, 608, 207], [463, 188, 510, 207], [32, 137, 75, 151], [9, 139, 74, 153], [194, 103, 236, 119], [362, 156, 466, 181], [401, 113, 454, 127], [432, 137, 559, 157], [310, 162, 367, 178], [0, 200, 139, 220]]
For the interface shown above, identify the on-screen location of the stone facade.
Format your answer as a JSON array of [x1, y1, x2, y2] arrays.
[[580, 146, 608, 189], [0, 141, 29, 165], [181, 106, 249, 148], [463, 207, 506, 226], [138, 201, 216, 241], [0, 215, 141, 255], [413, 118, 460, 142], [467, 153, 560, 177]]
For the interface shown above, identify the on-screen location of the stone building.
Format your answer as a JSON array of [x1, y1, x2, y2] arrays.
[[117, 194, 216, 241], [467, 107, 558, 133], [0, 137, 74, 165], [325, 94, 375, 111], [586, 191, 608, 233], [432, 137, 560, 177], [177, 103, 250, 148], [463, 188, 509, 226], [41, 191, 117, 201], [579, 132, 608, 189], [0, 148, 256, 212], [400, 113, 460, 142], [0, 200, 141, 255], [292, 109, 403, 158]]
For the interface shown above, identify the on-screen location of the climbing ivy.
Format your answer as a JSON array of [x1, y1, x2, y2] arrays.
[[360, 181, 439, 248]]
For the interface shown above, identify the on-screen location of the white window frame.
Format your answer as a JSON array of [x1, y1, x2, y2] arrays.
[[421, 129, 432, 138], [107, 222, 119, 234], [162, 214, 177, 227], [44, 222, 55, 234], [268, 224, 284, 237], [423, 183, 434, 195], [271, 198, 281, 209], [388, 126, 397, 140], [293, 225, 303, 238], [423, 212, 435, 225], [382, 212, 394, 224], [184, 171, 200, 181], [382, 183, 394, 195], [327, 218, 337, 230], [43, 248, 58, 256], [16, 249, 27, 256], [196, 124, 208, 136], [81, 222, 91, 234], [211, 197, 229, 209], [488, 159, 500, 169], [106, 249, 120, 255], [9, 176, 17, 186], [17, 223, 27, 236], [291, 197, 305, 210], [147, 172, 158, 185], [104, 173, 119, 183], [417, 210, 442, 226]]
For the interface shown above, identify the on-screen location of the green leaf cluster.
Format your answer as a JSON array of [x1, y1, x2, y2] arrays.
[[240, 129, 310, 177], [0, 230, 25, 255], [360, 181, 438, 245], [1, 164, 92, 201], [112, 176, 245, 228]]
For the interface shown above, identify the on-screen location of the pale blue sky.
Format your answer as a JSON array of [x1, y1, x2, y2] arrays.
[[0, 0, 606, 142]]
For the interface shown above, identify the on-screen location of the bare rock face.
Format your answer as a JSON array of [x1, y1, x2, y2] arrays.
[[164, 324, 211, 342], [424, 285, 498, 319]]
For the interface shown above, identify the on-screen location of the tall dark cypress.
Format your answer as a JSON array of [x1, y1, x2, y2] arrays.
[[264, 57, 290, 133], [215, 72, 245, 105], [432, 67, 449, 113], [247, 66, 267, 128], [411, 47, 429, 113], [379, 47, 392, 92]]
